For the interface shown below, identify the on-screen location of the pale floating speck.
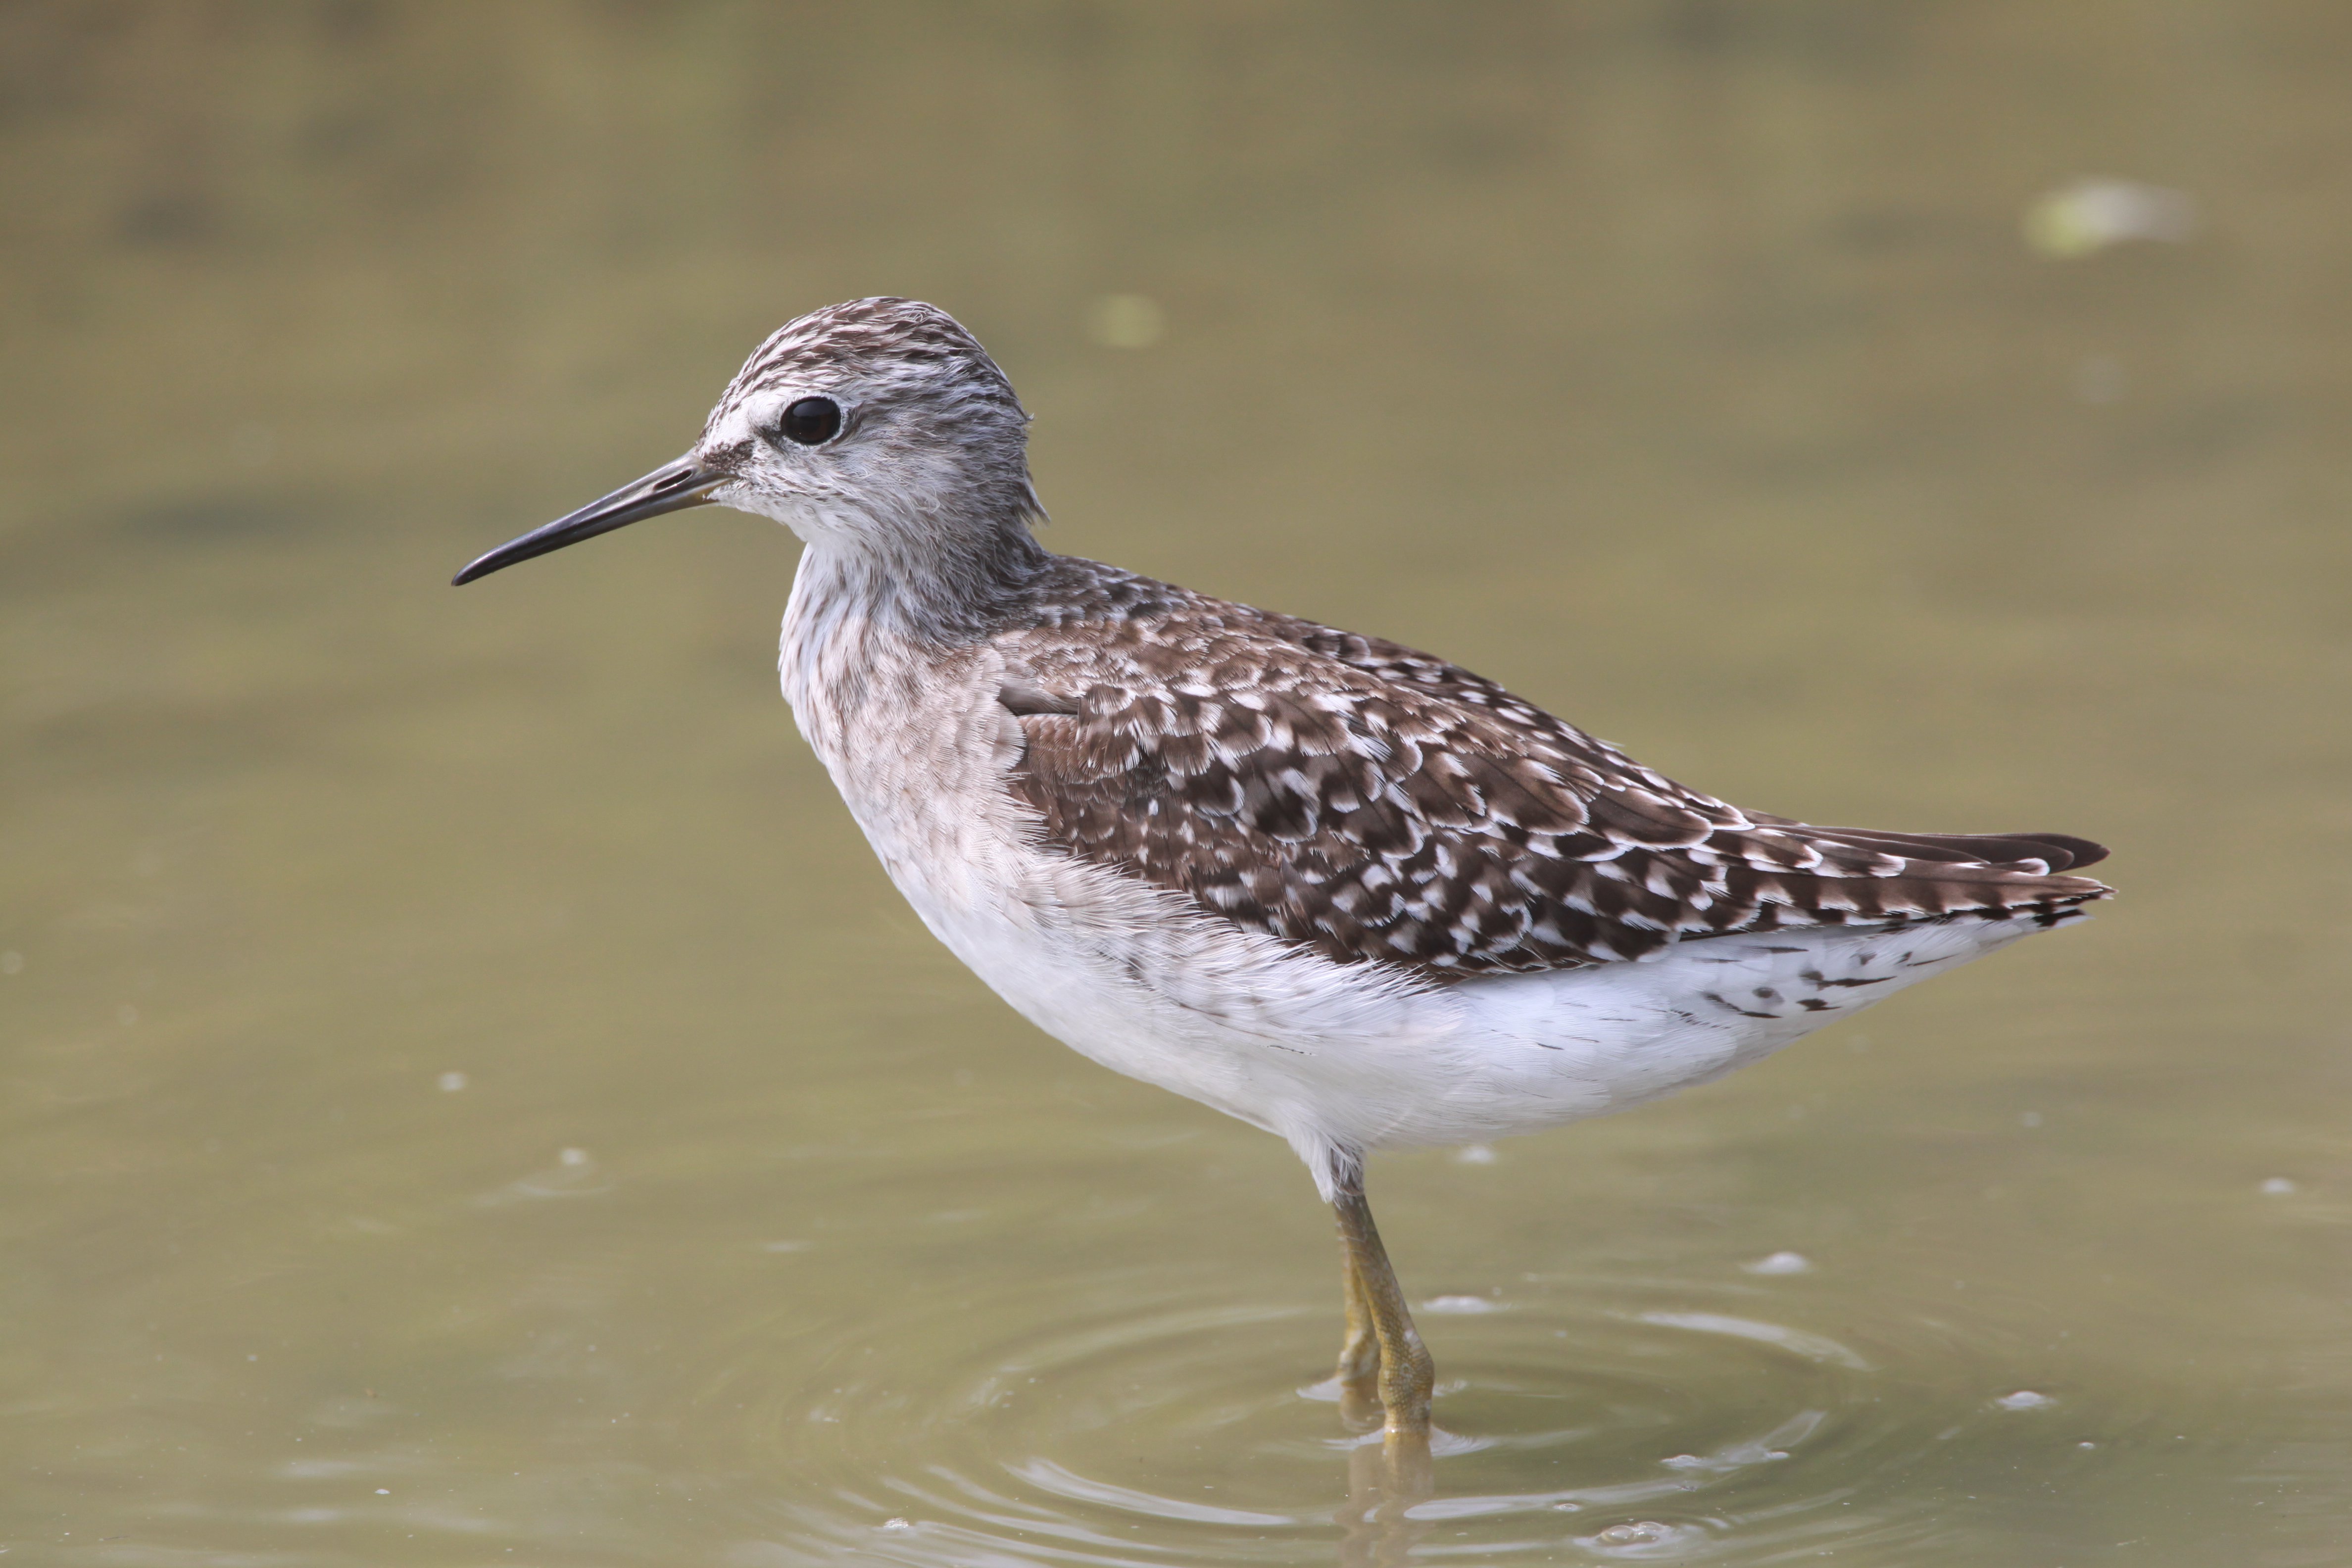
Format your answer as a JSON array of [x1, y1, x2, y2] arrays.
[[1421, 1294, 1502, 1314], [118, 1003, 139, 1026], [2078, 1440, 2098, 1449], [437, 1072, 468, 1092], [1, 950, 23, 975], [1995, 1389, 2056, 1412], [1454, 1143, 1498, 1165], [1742, 1251, 1813, 1275], [2023, 178, 2195, 258], [375, 1488, 391, 1495], [758, 1239, 811, 1253], [1087, 294, 1166, 350], [1596, 1522, 1666, 1545], [2260, 1177, 2298, 1196], [474, 1147, 611, 1205], [2019, 1110, 2044, 1128], [1657, 1411, 1816, 1473], [879, 1517, 913, 1531]]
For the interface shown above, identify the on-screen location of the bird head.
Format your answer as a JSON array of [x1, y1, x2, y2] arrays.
[[453, 298, 1041, 587]]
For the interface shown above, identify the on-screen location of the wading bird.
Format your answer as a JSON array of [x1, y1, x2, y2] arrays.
[[454, 298, 2109, 1470]]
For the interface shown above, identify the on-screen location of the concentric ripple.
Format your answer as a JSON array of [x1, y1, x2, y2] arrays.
[[659, 1258, 2140, 1565]]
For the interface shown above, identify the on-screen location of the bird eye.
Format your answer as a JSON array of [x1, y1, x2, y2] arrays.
[[779, 396, 843, 446]]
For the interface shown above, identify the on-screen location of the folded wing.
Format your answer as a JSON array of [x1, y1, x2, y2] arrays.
[[998, 571, 2109, 982]]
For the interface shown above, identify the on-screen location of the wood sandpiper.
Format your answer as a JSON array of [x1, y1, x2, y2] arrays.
[[454, 297, 2110, 1473]]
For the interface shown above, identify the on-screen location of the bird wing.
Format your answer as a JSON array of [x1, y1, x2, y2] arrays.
[[995, 563, 2109, 981]]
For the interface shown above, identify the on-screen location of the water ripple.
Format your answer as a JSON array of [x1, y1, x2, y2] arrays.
[[650, 1260, 2146, 1564]]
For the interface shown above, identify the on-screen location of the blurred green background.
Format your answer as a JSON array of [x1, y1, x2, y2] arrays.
[[3, 4, 2348, 1565]]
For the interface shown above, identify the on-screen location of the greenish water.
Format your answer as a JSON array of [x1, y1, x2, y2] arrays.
[[4, 5, 2350, 1563]]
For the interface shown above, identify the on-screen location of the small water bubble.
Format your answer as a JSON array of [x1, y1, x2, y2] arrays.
[[2079, 1440, 2098, 1449], [1581, 1519, 1702, 1555], [1454, 1143, 1497, 1165], [437, 1072, 468, 1093], [1421, 1295, 1501, 1315], [2260, 1177, 2297, 1196], [1995, 1390, 2056, 1412], [879, 1517, 912, 1531], [374, 1488, 390, 1495], [1742, 1251, 1813, 1275], [479, 1145, 611, 1206], [2023, 178, 2195, 258]]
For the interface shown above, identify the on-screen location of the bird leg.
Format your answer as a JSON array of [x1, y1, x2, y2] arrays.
[[1334, 1251, 1383, 1427], [1330, 1166, 1434, 1449]]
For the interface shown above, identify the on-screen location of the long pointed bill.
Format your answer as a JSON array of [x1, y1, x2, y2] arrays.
[[451, 454, 729, 586]]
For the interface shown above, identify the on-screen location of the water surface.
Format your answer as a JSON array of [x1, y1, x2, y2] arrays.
[[5, 6, 2350, 1564]]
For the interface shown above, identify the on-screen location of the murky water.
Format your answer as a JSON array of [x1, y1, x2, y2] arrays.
[[6, 5, 2351, 1563]]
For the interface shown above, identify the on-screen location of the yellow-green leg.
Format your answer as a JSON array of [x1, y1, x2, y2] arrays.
[[1337, 1252, 1381, 1384], [1330, 1167, 1435, 1463]]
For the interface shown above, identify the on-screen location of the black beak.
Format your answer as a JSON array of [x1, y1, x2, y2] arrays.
[[451, 454, 729, 586]]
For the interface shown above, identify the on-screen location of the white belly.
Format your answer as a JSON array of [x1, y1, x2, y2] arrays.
[[862, 783, 2072, 1196]]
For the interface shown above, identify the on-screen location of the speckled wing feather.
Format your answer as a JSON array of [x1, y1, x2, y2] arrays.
[[998, 559, 2110, 982]]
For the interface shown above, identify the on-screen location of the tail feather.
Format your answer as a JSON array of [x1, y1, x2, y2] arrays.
[[1722, 818, 2113, 937], [1799, 826, 2109, 874], [1747, 812, 2110, 873]]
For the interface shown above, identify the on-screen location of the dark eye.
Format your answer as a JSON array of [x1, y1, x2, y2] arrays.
[[779, 396, 842, 446]]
